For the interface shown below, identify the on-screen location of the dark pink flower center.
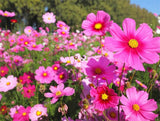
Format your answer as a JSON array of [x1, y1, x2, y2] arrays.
[[109, 112, 116, 118], [94, 68, 102, 74]]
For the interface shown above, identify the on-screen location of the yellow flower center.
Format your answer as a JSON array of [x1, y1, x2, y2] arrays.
[[11, 40, 14, 42], [62, 31, 65, 34], [109, 112, 116, 118], [48, 17, 51, 20], [60, 24, 63, 27], [53, 66, 58, 70], [56, 91, 62, 96], [1, 70, 4, 73], [24, 42, 28, 45], [1, 109, 5, 112], [77, 59, 81, 62], [104, 53, 108, 56], [36, 111, 42, 116], [32, 44, 36, 48], [132, 104, 140, 111], [59, 74, 64, 79], [95, 68, 102, 74], [43, 72, 47, 77], [28, 29, 31, 32], [22, 112, 27, 116], [83, 104, 89, 109], [67, 60, 71, 64], [69, 42, 73, 46], [27, 89, 31, 93], [6, 82, 11, 86], [139, 82, 144, 87], [4, 13, 8, 16], [101, 93, 108, 100], [128, 39, 138, 48], [20, 38, 23, 41], [94, 23, 102, 30]]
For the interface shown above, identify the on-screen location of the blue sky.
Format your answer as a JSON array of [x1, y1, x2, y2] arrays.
[[130, 0, 160, 15]]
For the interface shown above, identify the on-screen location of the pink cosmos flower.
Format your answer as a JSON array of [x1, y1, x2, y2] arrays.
[[44, 83, 75, 104], [120, 87, 158, 121], [90, 85, 119, 111], [2, 11, 15, 17], [53, 68, 68, 84], [57, 21, 67, 28], [0, 66, 9, 77], [0, 75, 17, 92], [57, 29, 69, 38], [35, 66, 54, 84], [13, 106, 31, 121], [24, 26, 33, 35], [22, 85, 36, 98], [105, 18, 160, 71], [9, 105, 23, 118], [85, 56, 116, 81], [27, 42, 43, 51], [29, 104, 48, 121], [13, 55, 23, 66], [82, 10, 113, 36], [42, 12, 56, 24]]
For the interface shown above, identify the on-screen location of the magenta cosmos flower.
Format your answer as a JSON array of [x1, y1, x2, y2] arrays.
[[29, 104, 47, 121], [0, 66, 9, 77], [105, 18, 160, 71], [90, 85, 119, 111], [82, 10, 113, 36], [85, 56, 116, 81], [42, 12, 56, 24], [0, 75, 17, 92], [22, 84, 36, 98], [35, 66, 54, 84], [120, 87, 158, 121], [44, 83, 75, 104], [13, 106, 31, 121]]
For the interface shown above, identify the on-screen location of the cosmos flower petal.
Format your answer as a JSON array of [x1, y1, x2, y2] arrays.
[[44, 93, 53, 98], [122, 18, 136, 38], [141, 99, 158, 111], [135, 23, 153, 41], [138, 50, 159, 64], [86, 13, 96, 22], [63, 87, 75, 96], [51, 98, 59, 104], [140, 110, 158, 120], [110, 23, 127, 40]]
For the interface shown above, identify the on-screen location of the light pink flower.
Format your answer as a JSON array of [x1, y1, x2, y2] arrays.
[[0, 75, 18, 92], [44, 83, 75, 104], [120, 87, 158, 121], [24, 26, 33, 35], [105, 18, 160, 71], [42, 12, 56, 24], [27, 42, 43, 51], [9, 105, 23, 118], [29, 104, 47, 121], [35, 66, 54, 84], [57, 21, 66, 28], [82, 10, 113, 36]]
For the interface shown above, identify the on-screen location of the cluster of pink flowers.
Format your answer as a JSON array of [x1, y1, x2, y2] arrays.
[[9, 104, 47, 121], [0, 10, 159, 121]]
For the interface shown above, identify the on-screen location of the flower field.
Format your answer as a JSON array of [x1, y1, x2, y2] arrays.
[[0, 10, 160, 121]]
